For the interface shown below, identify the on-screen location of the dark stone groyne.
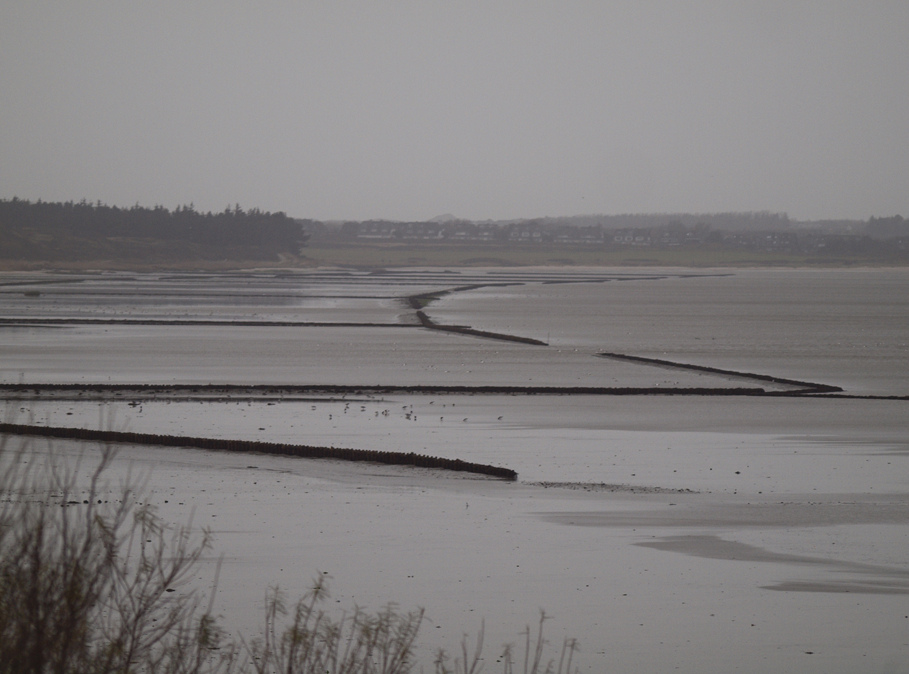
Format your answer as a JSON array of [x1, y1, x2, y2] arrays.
[[406, 287, 549, 346], [414, 310, 548, 346], [0, 383, 772, 401], [9, 383, 904, 401], [0, 318, 419, 328], [596, 352, 843, 395], [0, 423, 518, 481]]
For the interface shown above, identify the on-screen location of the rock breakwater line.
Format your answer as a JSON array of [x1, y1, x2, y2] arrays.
[[0, 318, 419, 328], [414, 309, 548, 345], [0, 423, 518, 481], [406, 287, 549, 346], [0, 383, 771, 401], [596, 352, 842, 394], [529, 481, 698, 494]]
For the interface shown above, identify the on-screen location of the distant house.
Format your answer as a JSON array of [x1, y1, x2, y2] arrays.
[[611, 228, 651, 246]]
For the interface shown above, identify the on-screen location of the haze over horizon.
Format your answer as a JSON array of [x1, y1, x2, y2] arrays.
[[2, 2, 907, 223]]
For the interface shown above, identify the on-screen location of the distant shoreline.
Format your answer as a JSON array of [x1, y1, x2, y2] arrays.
[[2, 242, 908, 272]]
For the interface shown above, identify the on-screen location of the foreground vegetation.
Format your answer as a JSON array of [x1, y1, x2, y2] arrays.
[[0, 434, 578, 673]]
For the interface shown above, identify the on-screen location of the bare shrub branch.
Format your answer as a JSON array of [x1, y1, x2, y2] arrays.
[[0, 431, 579, 674], [0, 435, 228, 674]]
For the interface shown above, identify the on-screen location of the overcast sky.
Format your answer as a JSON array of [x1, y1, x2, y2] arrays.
[[2, 2, 907, 222]]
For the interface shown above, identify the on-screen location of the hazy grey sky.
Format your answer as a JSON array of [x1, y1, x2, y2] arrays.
[[2, 2, 907, 222]]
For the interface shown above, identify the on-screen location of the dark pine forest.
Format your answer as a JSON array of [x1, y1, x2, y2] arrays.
[[0, 198, 308, 263]]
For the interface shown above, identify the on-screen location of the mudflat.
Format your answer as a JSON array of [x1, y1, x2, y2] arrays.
[[2, 267, 907, 673]]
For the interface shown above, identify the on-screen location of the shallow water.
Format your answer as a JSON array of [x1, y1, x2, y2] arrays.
[[2, 267, 908, 672], [430, 268, 909, 396]]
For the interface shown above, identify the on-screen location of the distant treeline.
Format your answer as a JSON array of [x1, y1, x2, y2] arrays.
[[4, 198, 907, 264], [0, 198, 308, 262], [867, 215, 909, 239]]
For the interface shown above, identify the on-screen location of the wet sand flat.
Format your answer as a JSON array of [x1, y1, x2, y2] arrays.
[[2, 267, 908, 673]]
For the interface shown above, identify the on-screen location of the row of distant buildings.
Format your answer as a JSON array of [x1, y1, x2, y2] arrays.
[[321, 219, 905, 256]]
